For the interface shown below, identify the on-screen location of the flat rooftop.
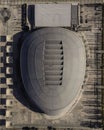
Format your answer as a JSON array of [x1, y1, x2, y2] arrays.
[[34, 4, 72, 27]]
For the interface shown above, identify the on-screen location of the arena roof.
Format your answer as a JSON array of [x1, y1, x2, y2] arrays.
[[20, 28, 86, 116]]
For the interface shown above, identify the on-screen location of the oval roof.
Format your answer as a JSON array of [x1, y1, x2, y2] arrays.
[[20, 28, 86, 116]]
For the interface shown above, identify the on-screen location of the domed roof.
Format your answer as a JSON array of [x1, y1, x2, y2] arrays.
[[20, 28, 86, 116]]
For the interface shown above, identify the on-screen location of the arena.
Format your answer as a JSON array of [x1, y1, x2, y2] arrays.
[[20, 27, 86, 116]]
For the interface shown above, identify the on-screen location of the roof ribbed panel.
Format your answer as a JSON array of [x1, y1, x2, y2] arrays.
[[44, 41, 63, 87]]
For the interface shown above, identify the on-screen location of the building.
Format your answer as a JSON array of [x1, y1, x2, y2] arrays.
[[20, 27, 86, 116]]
